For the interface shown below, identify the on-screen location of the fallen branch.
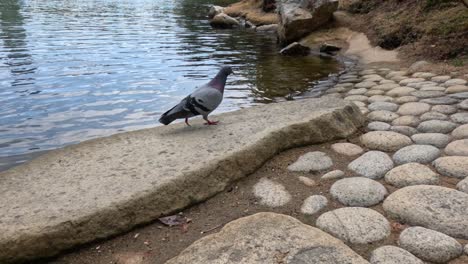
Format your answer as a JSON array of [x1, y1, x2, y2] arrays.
[[200, 224, 223, 234]]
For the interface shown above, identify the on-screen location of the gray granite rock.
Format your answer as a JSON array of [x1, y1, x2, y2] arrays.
[[351, 101, 366, 108], [452, 124, 468, 139], [368, 121, 391, 131], [411, 133, 450, 148], [298, 176, 316, 187], [446, 85, 468, 94], [386, 87, 415, 97], [400, 78, 425, 86], [431, 104, 458, 114], [433, 156, 468, 179], [359, 107, 369, 115], [408, 81, 438, 88], [420, 85, 445, 91], [370, 245, 424, 264], [410, 71, 435, 79], [347, 88, 368, 95], [393, 145, 440, 165], [390, 126, 418, 136], [371, 83, 399, 91], [398, 226, 463, 263], [330, 177, 387, 207], [395, 96, 418, 104], [431, 75, 451, 83], [368, 95, 394, 103], [331, 143, 363, 156], [397, 102, 431, 116], [420, 111, 448, 121], [411, 90, 445, 98], [316, 207, 390, 244], [384, 163, 439, 187], [301, 195, 328, 215], [383, 185, 468, 239], [165, 212, 370, 264], [392, 116, 420, 127], [443, 78, 467, 87], [451, 112, 468, 124], [459, 99, 468, 110], [355, 81, 377, 88], [361, 131, 412, 152], [368, 102, 399, 112], [449, 92, 468, 99], [417, 120, 458, 133], [344, 95, 368, 102], [445, 139, 468, 156], [366, 89, 385, 96], [253, 178, 291, 207], [421, 96, 459, 105], [288, 151, 333, 172], [457, 177, 468, 193], [321, 170, 345, 180], [348, 151, 394, 179], [387, 71, 407, 78], [368, 110, 399, 122]]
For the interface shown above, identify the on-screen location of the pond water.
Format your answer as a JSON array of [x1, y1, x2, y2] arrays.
[[0, 0, 340, 170]]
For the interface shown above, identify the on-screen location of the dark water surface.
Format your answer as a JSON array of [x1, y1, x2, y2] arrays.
[[0, 0, 340, 170]]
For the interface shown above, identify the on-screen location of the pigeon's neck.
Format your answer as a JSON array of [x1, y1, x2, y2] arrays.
[[208, 72, 227, 93]]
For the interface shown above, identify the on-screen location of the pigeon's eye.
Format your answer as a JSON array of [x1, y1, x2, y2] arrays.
[[198, 99, 204, 103]]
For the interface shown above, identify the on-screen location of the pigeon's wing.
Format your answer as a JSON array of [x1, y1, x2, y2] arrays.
[[189, 85, 223, 116], [158, 96, 196, 125]]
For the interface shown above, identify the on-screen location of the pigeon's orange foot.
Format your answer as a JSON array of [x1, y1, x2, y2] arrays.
[[204, 120, 219, 125], [185, 118, 191, 126]]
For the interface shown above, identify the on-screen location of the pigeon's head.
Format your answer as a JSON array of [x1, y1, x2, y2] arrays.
[[220, 66, 234, 76]]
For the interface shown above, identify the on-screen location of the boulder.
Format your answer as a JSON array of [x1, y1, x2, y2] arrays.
[[165, 213, 369, 264], [210, 13, 240, 29], [208, 5, 224, 19], [320, 43, 341, 55], [255, 24, 278, 31], [280, 42, 311, 56], [278, 0, 339, 45]]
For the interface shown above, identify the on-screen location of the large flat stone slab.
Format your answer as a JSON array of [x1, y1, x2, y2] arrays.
[[0, 98, 365, 263], [165, 213, 369, 264]]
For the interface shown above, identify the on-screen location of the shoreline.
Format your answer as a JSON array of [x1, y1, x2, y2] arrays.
[[3, 1, 468, 263]]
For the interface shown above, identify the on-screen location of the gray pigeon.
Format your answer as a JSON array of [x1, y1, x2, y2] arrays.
[[159, 66, 233, 126]]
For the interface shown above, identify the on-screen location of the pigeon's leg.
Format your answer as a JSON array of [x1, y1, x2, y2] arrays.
[[203, 116, 218, 125], [185, 118, 191, 126]]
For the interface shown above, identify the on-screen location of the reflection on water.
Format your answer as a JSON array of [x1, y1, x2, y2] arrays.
[[0, 0, 340, 168]]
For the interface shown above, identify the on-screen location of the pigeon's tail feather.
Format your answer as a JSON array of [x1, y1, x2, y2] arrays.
[[158, 101, 192, 125], [158, 113, 176, 125]]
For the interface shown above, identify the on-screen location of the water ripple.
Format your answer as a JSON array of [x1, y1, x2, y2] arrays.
[[0, 0, 339, 162]]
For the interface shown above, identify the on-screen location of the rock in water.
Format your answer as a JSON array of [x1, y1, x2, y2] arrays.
[[320, 43, 341, 55], [255, 24, 278, 31], [165, 213, 369, 264], [210, 13, 239, 29], [277, 0, 339, 45], [280, 42, 311, 56], [208, 5, 224, 19]]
